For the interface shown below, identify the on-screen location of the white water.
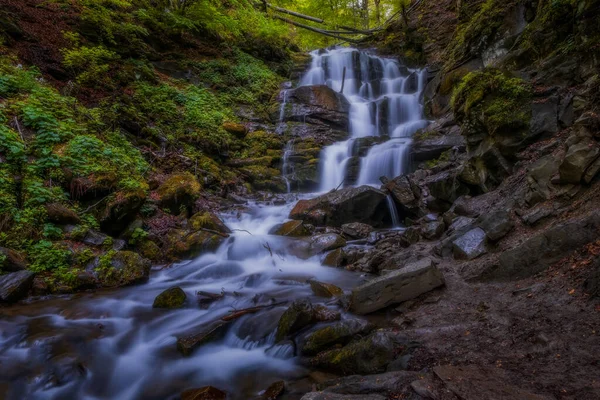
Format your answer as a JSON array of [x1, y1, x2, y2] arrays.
[[299, 48, 428, 191], [282, 140, 295, 193], [0, 200, 362, 400]]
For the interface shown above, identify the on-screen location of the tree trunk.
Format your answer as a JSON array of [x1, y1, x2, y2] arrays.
[[375, 0, 382, 25], [361, 0, 369, 29]]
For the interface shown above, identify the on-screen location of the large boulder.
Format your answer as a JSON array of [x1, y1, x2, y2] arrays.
[[302, 319, 374, 355], [290, 186, 390, 227], [477, 210, 513, 241], [286, 85, 350, 129], [156, 172, 201, 215], [479, 213, 600, 281], [559, 137, 600, 183], [93, 251, 151, 287], [350, 258, 445, 314], [309, 331, 405, 375], [0, 270, 35, 303], [412, 131, 465, 162], [276, 299, 340, 341], [452, 228, 488, 260]]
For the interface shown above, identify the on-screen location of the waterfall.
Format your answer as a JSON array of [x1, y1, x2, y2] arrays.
[[276, 89, 289, 134], [386, 194, 401, 227], [299, 48, 428, 192], [282, 140, 294, 193]]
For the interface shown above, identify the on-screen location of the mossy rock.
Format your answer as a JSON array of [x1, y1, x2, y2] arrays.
[[95, 250, 151, 287], [137, 240, 161, 261], [309, 331, 400, 375], [45, 203, 81, 225], [222, 122, 247, 138], [273, 220, 310, 237], [302, 319, 374, 356], [322, 248, 344, 267], [308, 280, 343, 298], [156, 172, 201, 215], [99, 189, 147, 235], [276, 299, 340, 342], [153, 286, 187, 309], [166, 229, 225, 259], [189, 212, 231, 234]]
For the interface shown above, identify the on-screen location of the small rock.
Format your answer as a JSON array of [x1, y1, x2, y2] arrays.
[[309, 234, 346, 253], [181, 385, 226, 400], [153, 287, 187, 309], [177, 322, 229, 356], [452, 228, 487, 260], [309, 280, 344, 298], [273, 220, 310, 237], [302, 319, 373, 355], [478, 210, 513, 241], [0, 270, 35, 303], [421, 220, 445, 240], [262, 381, 285, 400], [341, 222, 373, 239], [350, 258, 444, 314], [322, 248, 345, 267]]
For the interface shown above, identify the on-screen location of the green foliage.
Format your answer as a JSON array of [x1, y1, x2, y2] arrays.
[[43, 223, 64, 240], [62, 45, 119, 85], [29, 240, 71, 273], [128, 227, 148, 245]]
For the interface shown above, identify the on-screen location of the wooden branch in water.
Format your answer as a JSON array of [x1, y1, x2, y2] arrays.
[[272, 15, 360, 43], [266, 3, 324, 23]]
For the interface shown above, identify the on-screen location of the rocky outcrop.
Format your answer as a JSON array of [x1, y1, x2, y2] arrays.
[[350, 258, 444, 314], [290, 186, 390, 227], [479, 213, 600, 281], [0, 270, 35, 303], [286, 85, 350, 129]]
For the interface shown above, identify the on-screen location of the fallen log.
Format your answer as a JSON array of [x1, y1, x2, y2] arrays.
[[267, 3, 324, 23], [272, 15, 360, 43]]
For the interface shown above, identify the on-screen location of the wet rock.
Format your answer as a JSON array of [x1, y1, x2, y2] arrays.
[[319, 371, 418, 395], [310, 331, 405, 375], [322, 248, 344, 267], [94, 251, 151, 287], [287, 85, 350, 128], [0, 270, 35, 303], [262, 381, 285, 400], [530, 97, 559, 139], [276, 299, 340, 341], [525, 154, 560, 205], [290, 186, 389, 227], [177, 322, 230, 356], [412, 131, 465, 162], [237, 307, 286, 342], [156, 172, 201, 215], [521, 205, 554, 226], [433, 364, 549, 400], [302, 319, 373, 355], [452, 228, 487, 260], [196, 291, 224, 309], [584, 156, 600, 183], [559, 137, 600, 183], [309, 280, 344, 298], [0, 247, 27, 272], [99, 190, 146, 235], [189, 212, 231, 234], [82, 230, 114, 247], [45, 203, 81, 225], [153, 287, 187, 309], [309, 234, 346, 253], [384, 175, 420, 214], [350, 258, 444, 314], [300, 393, 385, 400], [341, 222, 373, 239], [166, 229, 226, 259], [480, 213, 600, 281], [477, 210, 513, 241], [273, 220, 310, 237], [425, 169, 470, 206], [422, 220, 445, 240], [181, 385, 226, 400]]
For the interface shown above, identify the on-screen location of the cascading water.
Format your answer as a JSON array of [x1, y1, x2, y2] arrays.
[[281, 140, 295, 193], [299, 48, 428, 192], [0, 200, 362, 400]]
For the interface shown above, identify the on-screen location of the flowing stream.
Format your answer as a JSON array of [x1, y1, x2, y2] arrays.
[[0, 200, 363, 400]]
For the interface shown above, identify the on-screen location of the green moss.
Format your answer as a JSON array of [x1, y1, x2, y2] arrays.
[[425, 149, 452, 169], [152, 286, 187, 308], [451, 68, 531, 135], [96, 250, 150, 287]]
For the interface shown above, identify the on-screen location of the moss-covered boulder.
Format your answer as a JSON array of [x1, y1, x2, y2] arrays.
[[309, 331, 403, 375], [222, 122, 247, 138], [153, 286, 187, 308], [302, 319, 374, 356], [166, 229, 226, 259], [276, 299, 340, 342], [273, 220, 310, 237], [156, 172, 201, 215], [99, 189, 147, 235], [137, 240, 161, 261], [189, 212, 231, 234], [95, 251, 151, 287], [309, 280, 344, 298]]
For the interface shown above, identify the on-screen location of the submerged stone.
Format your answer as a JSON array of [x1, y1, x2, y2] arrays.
[[152, 287, 187, 309]]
